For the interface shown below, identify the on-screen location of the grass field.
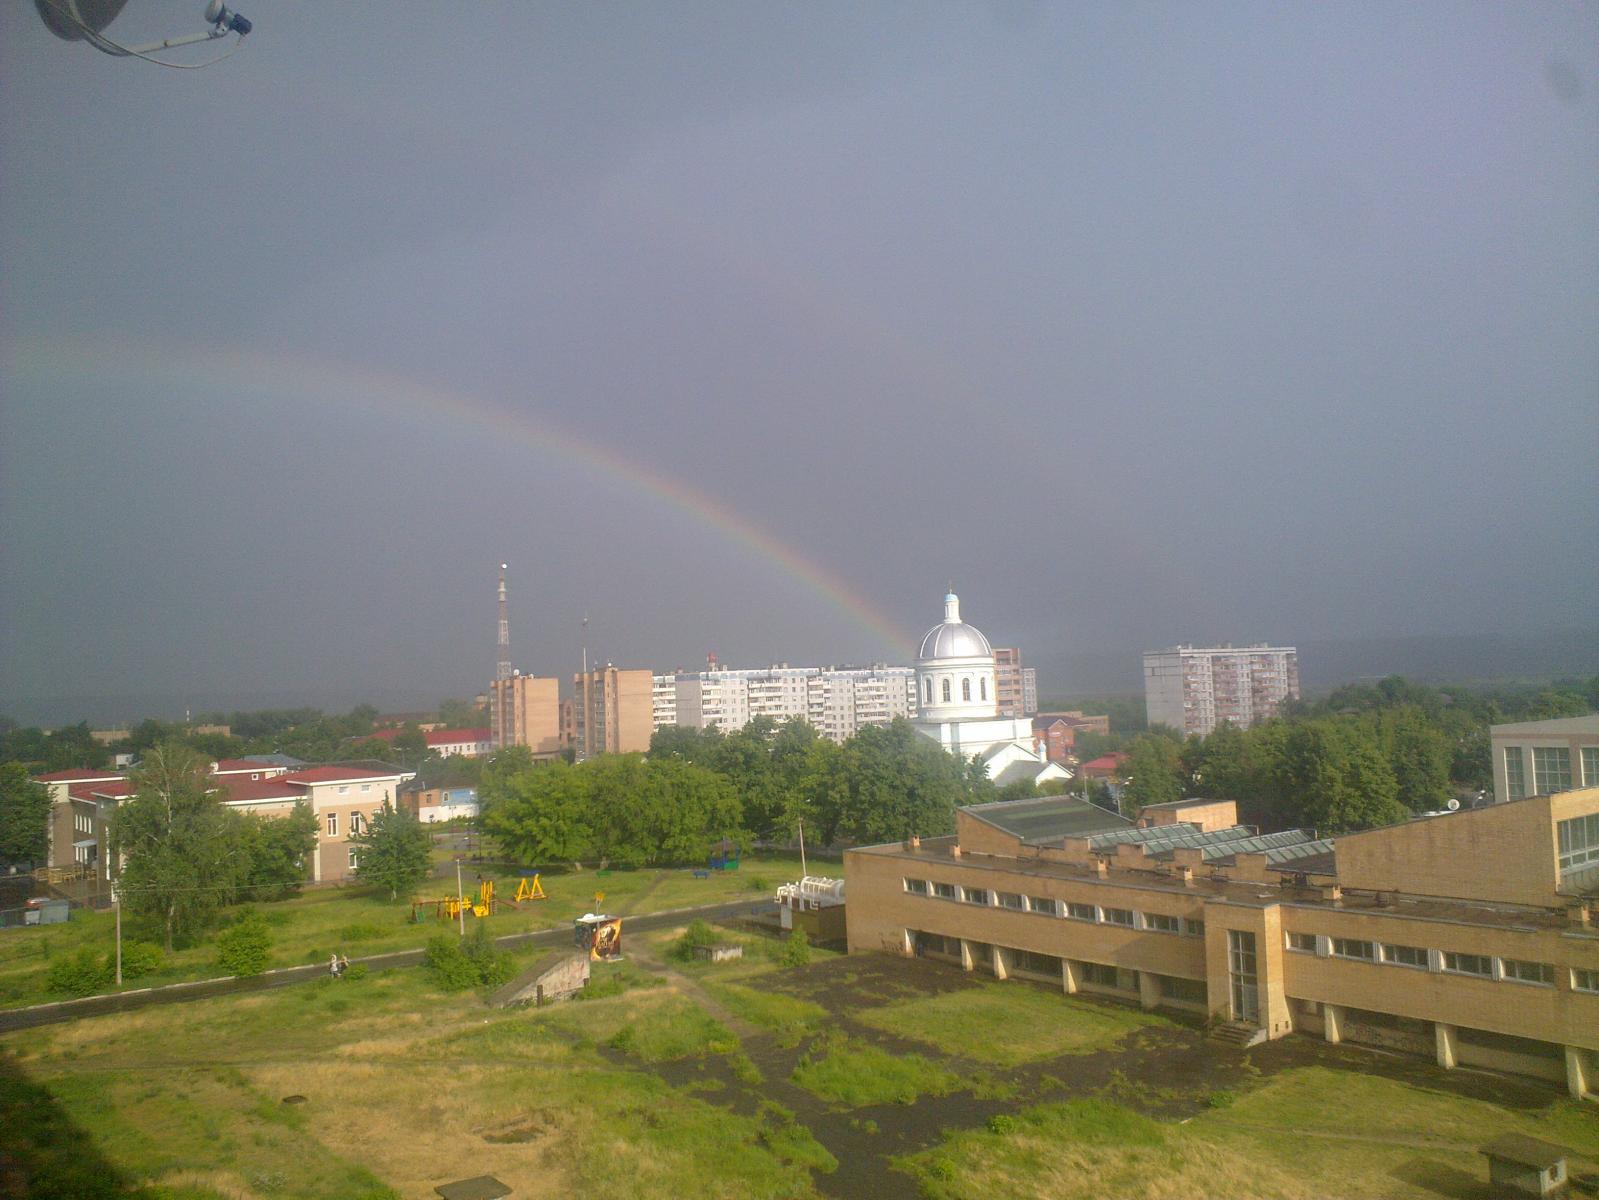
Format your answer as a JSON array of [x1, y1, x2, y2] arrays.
[[0, 852, 800, 1009], [854, 979, 1172, 1067], [4, 936, 1595, 1200]]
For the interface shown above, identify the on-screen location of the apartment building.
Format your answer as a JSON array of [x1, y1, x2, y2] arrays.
[[652, 674, 678, 729], [571, 666, 654, 759], [992, 648, 1038, 718], [1144, 644, 1300, 736], [1492, 714, 1599, 807], [488, 673, 563, 759], [661, 664, 917, 742], [845, 787, 1599, 1100]]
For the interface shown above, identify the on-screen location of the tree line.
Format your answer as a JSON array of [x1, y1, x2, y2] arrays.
[[479, 717, 994, 867], [1113, 674, 1599, 834]]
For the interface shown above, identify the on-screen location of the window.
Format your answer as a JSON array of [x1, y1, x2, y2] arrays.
[[997, 891, 1024, 911], [962, 887, 991, 905], [932, 882, 957, 900], [1144, 913, 1180, 934], [1079, 962, 1118, 988], [1584, 747, 1599, 787], [941, 679, 951, 703], [1331, 938, 1375, 961], [980, 678, 987, 701], [1504, 747, 1526, 800], [1102, 907, 1134, 927], [347, 847, 359, 869], [1442, 951, 1492, 977], [339, 785, 349, 794], [923, 678, 931, 704], [960, 678, 971, 702], [1533, 747, 1573, 795], [1286, 932, 1317, 953], [904, 878, 929, 895], [349, 812, 363, 836], [1010, 949, 1060, 976], [1067, 902, 1096, 922], [1558, 813, 1599, 873], [1183, 918, 1205, 938], [1501, 959, 1553, 986], [1381, 944, 1428, 968], [361, 782, 371, 792], [1573, 968, 1599, 994], [326, 812, 338, 837], [1027, 897, 1057, 916], [1158, 975, 1208, 1005]]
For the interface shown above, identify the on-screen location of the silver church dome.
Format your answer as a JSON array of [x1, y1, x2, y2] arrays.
[[918, 592, 994, 661]]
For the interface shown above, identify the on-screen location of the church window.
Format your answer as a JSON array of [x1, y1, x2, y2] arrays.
[[923, 678, 931, 704], [962, 679, 972, 702], [980, 678, 987, 700], [941, 679, 951, 703]]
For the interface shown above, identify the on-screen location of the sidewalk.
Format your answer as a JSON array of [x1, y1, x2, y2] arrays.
[[0, 899, 776, 1034]]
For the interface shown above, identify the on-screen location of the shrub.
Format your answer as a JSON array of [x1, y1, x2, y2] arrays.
[[778, 930, 811, 968], [669, 919, 720, 962], [215, 911, 272, 977], [424, 927, 512, 991], [986, 1114, 1017, 1134], [1206, 1089, 1237, 1109], [343, 963, 369, 981], [746, 875, 769, 893], [337, 923, 385, 942], [46, 948, 111, 998], [108, 941, 164, 981], [927, 1160, 957, 1182]]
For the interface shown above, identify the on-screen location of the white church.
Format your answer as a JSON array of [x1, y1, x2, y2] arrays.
[[912, 591, 1071, 789]]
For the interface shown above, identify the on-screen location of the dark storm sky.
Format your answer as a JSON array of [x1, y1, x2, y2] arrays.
[[2, 2, 1595, 721]]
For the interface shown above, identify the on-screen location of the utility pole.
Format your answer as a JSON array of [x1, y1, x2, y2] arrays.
[[455, 858, 466, 937], [798, 817, 808, 880], [580, 614, 590, 761], [113, 883, 122, 986], [493, 564, 511, 750]]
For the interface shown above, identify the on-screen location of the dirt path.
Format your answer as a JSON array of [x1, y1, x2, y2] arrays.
[[624, 938, 762, 1040]]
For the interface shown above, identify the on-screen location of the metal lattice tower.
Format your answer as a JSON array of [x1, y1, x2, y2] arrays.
[[497, 563, 512, 683]]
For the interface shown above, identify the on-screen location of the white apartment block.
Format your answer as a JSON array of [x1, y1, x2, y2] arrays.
[[1144, 644, 1300, 737], [1491, 714, 1599, 806], [657, 664, 917, 743]]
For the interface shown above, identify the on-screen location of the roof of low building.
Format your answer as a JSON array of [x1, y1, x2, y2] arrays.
[[962, 795, 1132, 843], [1490, 713, 1599, 737], [280, 765, 406, 784], [426, 728, 490, 745], [219, 778, 304, 803], [35, 768, 125, 782], [212, 759, 275, 773], [1479, 1133, 1572, 1170], [1139, 796, 1230, 812]]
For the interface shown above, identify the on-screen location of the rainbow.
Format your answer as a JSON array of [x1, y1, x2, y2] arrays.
[[6, 335, 915, 656]]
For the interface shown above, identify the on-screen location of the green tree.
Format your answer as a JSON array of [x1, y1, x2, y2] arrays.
[[482, 758, 594, 866], [239, 803, 318, 898], [436, 698, 484, 728], [818, 719, 976, 845], [1272, 720, 1406, 834], [0, 763, 52, 867], [112, 743, 247, 950], [1117, 733, 1185, 811], [349, 802, 432, 900], [1375, 707, 1453, 812]]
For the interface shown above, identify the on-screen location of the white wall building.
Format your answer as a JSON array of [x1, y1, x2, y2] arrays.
[[1143, 644, 1300, 737], [657, 663, 917, 743], [911, 592, 1069, 788]]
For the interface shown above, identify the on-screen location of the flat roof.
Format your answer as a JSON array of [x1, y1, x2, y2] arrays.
[[961, 796, 1131, 843], [1138, 796, 1231, 812], [1479, 1133, 1572, 1170], [1490, 713, 1599, 737]]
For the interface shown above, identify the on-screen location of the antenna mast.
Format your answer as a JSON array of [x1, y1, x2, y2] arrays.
[[497, 564, 512, 684]]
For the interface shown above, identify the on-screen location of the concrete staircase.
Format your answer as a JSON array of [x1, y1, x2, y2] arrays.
[[1209, 1021, 1267, 1049]]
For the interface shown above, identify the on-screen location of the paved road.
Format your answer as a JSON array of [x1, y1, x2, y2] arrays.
[[0, 899, 777, 1034]]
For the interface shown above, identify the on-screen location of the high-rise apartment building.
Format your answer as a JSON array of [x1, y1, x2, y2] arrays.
[[489, 673, 563, 758], [572, 666, 654, 759], [992, 648, 1039, 718], [1143, 644, 1300, 736], [659, 664, 918, 742]]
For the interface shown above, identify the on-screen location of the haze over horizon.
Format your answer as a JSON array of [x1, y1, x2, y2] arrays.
[[3, 3, 1595, 726]]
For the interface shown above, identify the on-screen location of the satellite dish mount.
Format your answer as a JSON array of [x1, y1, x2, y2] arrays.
[[35, 0, 250, 63]]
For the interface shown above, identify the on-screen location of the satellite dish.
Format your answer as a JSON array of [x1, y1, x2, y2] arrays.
[[34, 0, 129, 41], [32, 0, 250, 63], [1446, 797, 1460, 812]]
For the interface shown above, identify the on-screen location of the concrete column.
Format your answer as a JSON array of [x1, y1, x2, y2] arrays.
[[1323, 1003, 1345, 1045], [992, 947, 1009, 981], [1567, 1046, 1592, 1102], [1137, 971, 1160, 1011], [1061, 959, 1079, 995], [1434, 1022, 1458, 1070], [959, 939, 975, 972]]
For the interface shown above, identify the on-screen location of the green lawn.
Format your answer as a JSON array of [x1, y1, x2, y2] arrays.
[[790, 1031, 964, 1107], [899, 1069, 1599, 1200], [855, 980, 1172, 1066], [703, 980, 827, 1045], [0, 853, 801, 1009]]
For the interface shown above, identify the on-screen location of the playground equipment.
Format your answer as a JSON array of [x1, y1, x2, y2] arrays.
[[514, 874, 546, 902], [411, 877, 510, 923]]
